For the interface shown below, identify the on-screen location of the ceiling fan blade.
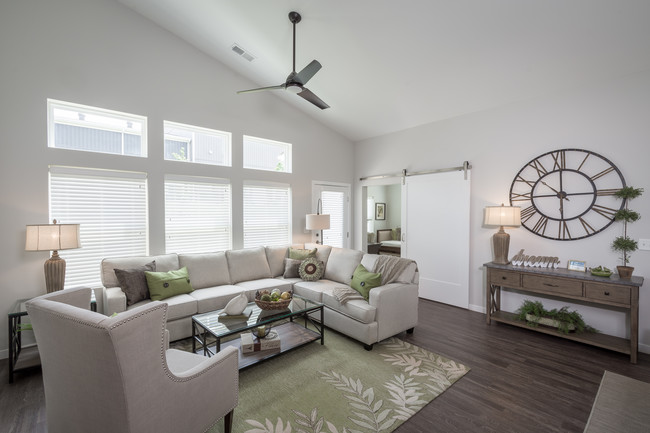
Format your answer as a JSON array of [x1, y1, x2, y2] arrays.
[[295, 60, 322, 85], [298, 88, 330, 109], [237, 84, 285, 94]]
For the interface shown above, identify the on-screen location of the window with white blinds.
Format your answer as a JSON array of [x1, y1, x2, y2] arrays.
[[322, 190, 345, 248], [48, 99, 147, 157], [164, 175, 232, 253], [49, 166, 148, 289], [243, 135, 292, 173], [243, 181, 292, 248], [164, 121, 231, 166], [313, 183, 350, 248]]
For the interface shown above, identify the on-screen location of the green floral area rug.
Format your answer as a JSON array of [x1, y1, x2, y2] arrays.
[[206, 331, 469, 433]]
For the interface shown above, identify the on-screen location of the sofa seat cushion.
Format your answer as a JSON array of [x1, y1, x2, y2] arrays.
[[236, 279, 293, 298], [127, 294, 197, 321], [323, 247, 364, 285], [322, 293, 377, 324], [189, 286, 245, 314], [226, 247, 272, 284], [179, 252, 230, 289], [293, 279, 349, 303]]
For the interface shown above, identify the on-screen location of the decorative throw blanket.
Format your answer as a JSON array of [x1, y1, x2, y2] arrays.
[[333, 287, 364, 304], [373, 255, 417, 285]]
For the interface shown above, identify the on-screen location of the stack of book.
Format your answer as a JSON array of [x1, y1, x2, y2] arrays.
[[241, 331, 281, 354]]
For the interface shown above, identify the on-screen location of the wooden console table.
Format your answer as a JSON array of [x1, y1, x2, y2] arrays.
[[485, 262, 644, 363]]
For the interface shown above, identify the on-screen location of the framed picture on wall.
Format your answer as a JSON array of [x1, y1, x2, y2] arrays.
[[375, 203, 386, 220]]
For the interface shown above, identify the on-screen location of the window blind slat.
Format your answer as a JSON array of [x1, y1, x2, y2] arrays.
[[243, 183, 291, 248]]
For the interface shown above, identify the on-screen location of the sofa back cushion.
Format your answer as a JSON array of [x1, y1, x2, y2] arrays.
[[226, 246, 272, 283], [360, 254, 418, 284], [179, 252, 230, 289], [305, 243, 332, 267], [323, 247, 364, 285], [265, 246, 289, 277], [101, 254, 179, 288]]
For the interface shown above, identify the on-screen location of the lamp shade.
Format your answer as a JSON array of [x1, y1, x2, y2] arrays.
[[484, 205, 521, 228], [26, 222, 80, 251], [305, 214, 330, 231]]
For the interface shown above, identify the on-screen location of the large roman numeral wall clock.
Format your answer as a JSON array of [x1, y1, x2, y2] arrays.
[[509, 149, 626, 241]]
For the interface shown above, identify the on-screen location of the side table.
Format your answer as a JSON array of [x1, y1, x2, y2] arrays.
[[8, 291, 97, 383]]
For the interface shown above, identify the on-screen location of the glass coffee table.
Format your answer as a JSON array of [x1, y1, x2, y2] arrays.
[[191, 294, 324, 369]]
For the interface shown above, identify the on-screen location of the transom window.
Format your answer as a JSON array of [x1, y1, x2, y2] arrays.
[[243, 135, 292, 173], [164, 121, 231, 166], [47, 99, 147, 157]]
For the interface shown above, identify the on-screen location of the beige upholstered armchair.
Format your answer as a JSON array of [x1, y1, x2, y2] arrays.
[[26, 287, 238, 433]]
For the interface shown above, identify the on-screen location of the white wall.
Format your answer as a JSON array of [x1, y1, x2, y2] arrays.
[[0, 0, 353, 356], [354, 70, 650, 353]]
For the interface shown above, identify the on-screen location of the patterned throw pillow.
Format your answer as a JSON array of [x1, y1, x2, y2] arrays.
[[299, 257, 324, 281], [114, 261, 156, 306]]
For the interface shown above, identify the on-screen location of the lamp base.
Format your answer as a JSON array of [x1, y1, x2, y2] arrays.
[[492, 228, 510, 265], [44, 251, 66, 293]]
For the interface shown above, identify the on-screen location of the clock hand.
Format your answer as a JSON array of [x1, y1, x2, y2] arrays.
[[541, 181, 570, 201]]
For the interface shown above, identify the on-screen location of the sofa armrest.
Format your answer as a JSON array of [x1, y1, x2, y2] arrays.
[[369, 283, 419, 341], [103, 286, 127, 315]]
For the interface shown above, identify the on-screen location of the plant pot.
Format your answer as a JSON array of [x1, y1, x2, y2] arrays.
[[525, 314, 576, 332], [617, 266, 634, 280]]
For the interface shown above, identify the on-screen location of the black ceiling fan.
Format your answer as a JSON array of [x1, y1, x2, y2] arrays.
[[237, 11, 329, 110]]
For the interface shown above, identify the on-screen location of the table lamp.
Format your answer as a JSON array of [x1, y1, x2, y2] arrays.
[[306, 199, 330, 245], [484, 204, 521, 265], [26, 219, 80, 293]]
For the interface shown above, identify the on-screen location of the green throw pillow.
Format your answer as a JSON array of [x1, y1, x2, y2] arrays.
[[145, 267, 194, 301], [289, 247, 317, 260], [350, 264, 382, 301]]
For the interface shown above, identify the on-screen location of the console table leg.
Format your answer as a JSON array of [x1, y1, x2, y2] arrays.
[[631, 288, 639, 364]]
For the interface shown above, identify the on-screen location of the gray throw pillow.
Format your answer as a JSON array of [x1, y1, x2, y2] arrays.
[[283, 258, 302, 278], [114, 261, 156, 306]]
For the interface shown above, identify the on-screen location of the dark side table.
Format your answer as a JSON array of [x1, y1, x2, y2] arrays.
[[8, 292, 97, 383]]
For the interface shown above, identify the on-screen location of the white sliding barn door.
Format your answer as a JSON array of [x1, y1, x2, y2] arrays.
[[402, 170, 470, 308]]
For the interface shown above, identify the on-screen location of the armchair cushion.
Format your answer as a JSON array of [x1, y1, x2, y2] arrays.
[[145, 267, 194, 301], [114, 260, 155, 306]]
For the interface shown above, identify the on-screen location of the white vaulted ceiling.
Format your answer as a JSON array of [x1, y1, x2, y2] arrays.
[[117, 0, 650, 142]]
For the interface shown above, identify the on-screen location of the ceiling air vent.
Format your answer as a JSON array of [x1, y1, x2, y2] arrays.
[[231, 44, 255, 62]]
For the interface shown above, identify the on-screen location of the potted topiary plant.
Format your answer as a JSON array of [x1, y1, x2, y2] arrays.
[[612, 186, 643, 279]]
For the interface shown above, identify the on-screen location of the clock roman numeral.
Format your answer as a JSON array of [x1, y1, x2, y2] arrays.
[[521, 205, 537, 222], [592, 204, 617, 219], [515, 175, 536, 187], [532, 215, 549, 235], [527, 160, 548, 177], [559, 221, 572, 240], [591, 166, 616, 181], [597, 188, 620, 196], [551, 150, 566, 170], [579, 217, 596, 235], [577, 153, 590, 171], [510, 192, 532, 202]]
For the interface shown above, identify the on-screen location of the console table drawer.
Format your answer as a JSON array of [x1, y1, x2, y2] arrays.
[[489, 270, 521, 287], [585, 283, 630, 305], [522, 275, 582, 296]]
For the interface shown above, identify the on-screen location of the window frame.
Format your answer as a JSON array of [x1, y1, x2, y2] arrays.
[[163, 120, 232, 167], [243, 135, 292, 173]]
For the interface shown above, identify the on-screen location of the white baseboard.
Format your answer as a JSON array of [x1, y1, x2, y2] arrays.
[[468, 303, 485, 314]]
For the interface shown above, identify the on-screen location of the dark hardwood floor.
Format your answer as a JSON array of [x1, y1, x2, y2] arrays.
[[1, 299, 649, 433]]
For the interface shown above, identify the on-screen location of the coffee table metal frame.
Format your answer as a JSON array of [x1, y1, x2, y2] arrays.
[[191, 295, 324, 369]]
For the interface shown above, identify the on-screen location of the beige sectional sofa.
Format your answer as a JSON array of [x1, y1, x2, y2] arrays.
[[101, 244, 419, 349]]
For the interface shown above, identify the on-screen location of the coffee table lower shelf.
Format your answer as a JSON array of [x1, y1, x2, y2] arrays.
[[197, 321, 323, 370]]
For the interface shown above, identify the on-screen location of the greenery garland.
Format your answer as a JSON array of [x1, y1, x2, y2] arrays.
[[515, 300, 598, 334]]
